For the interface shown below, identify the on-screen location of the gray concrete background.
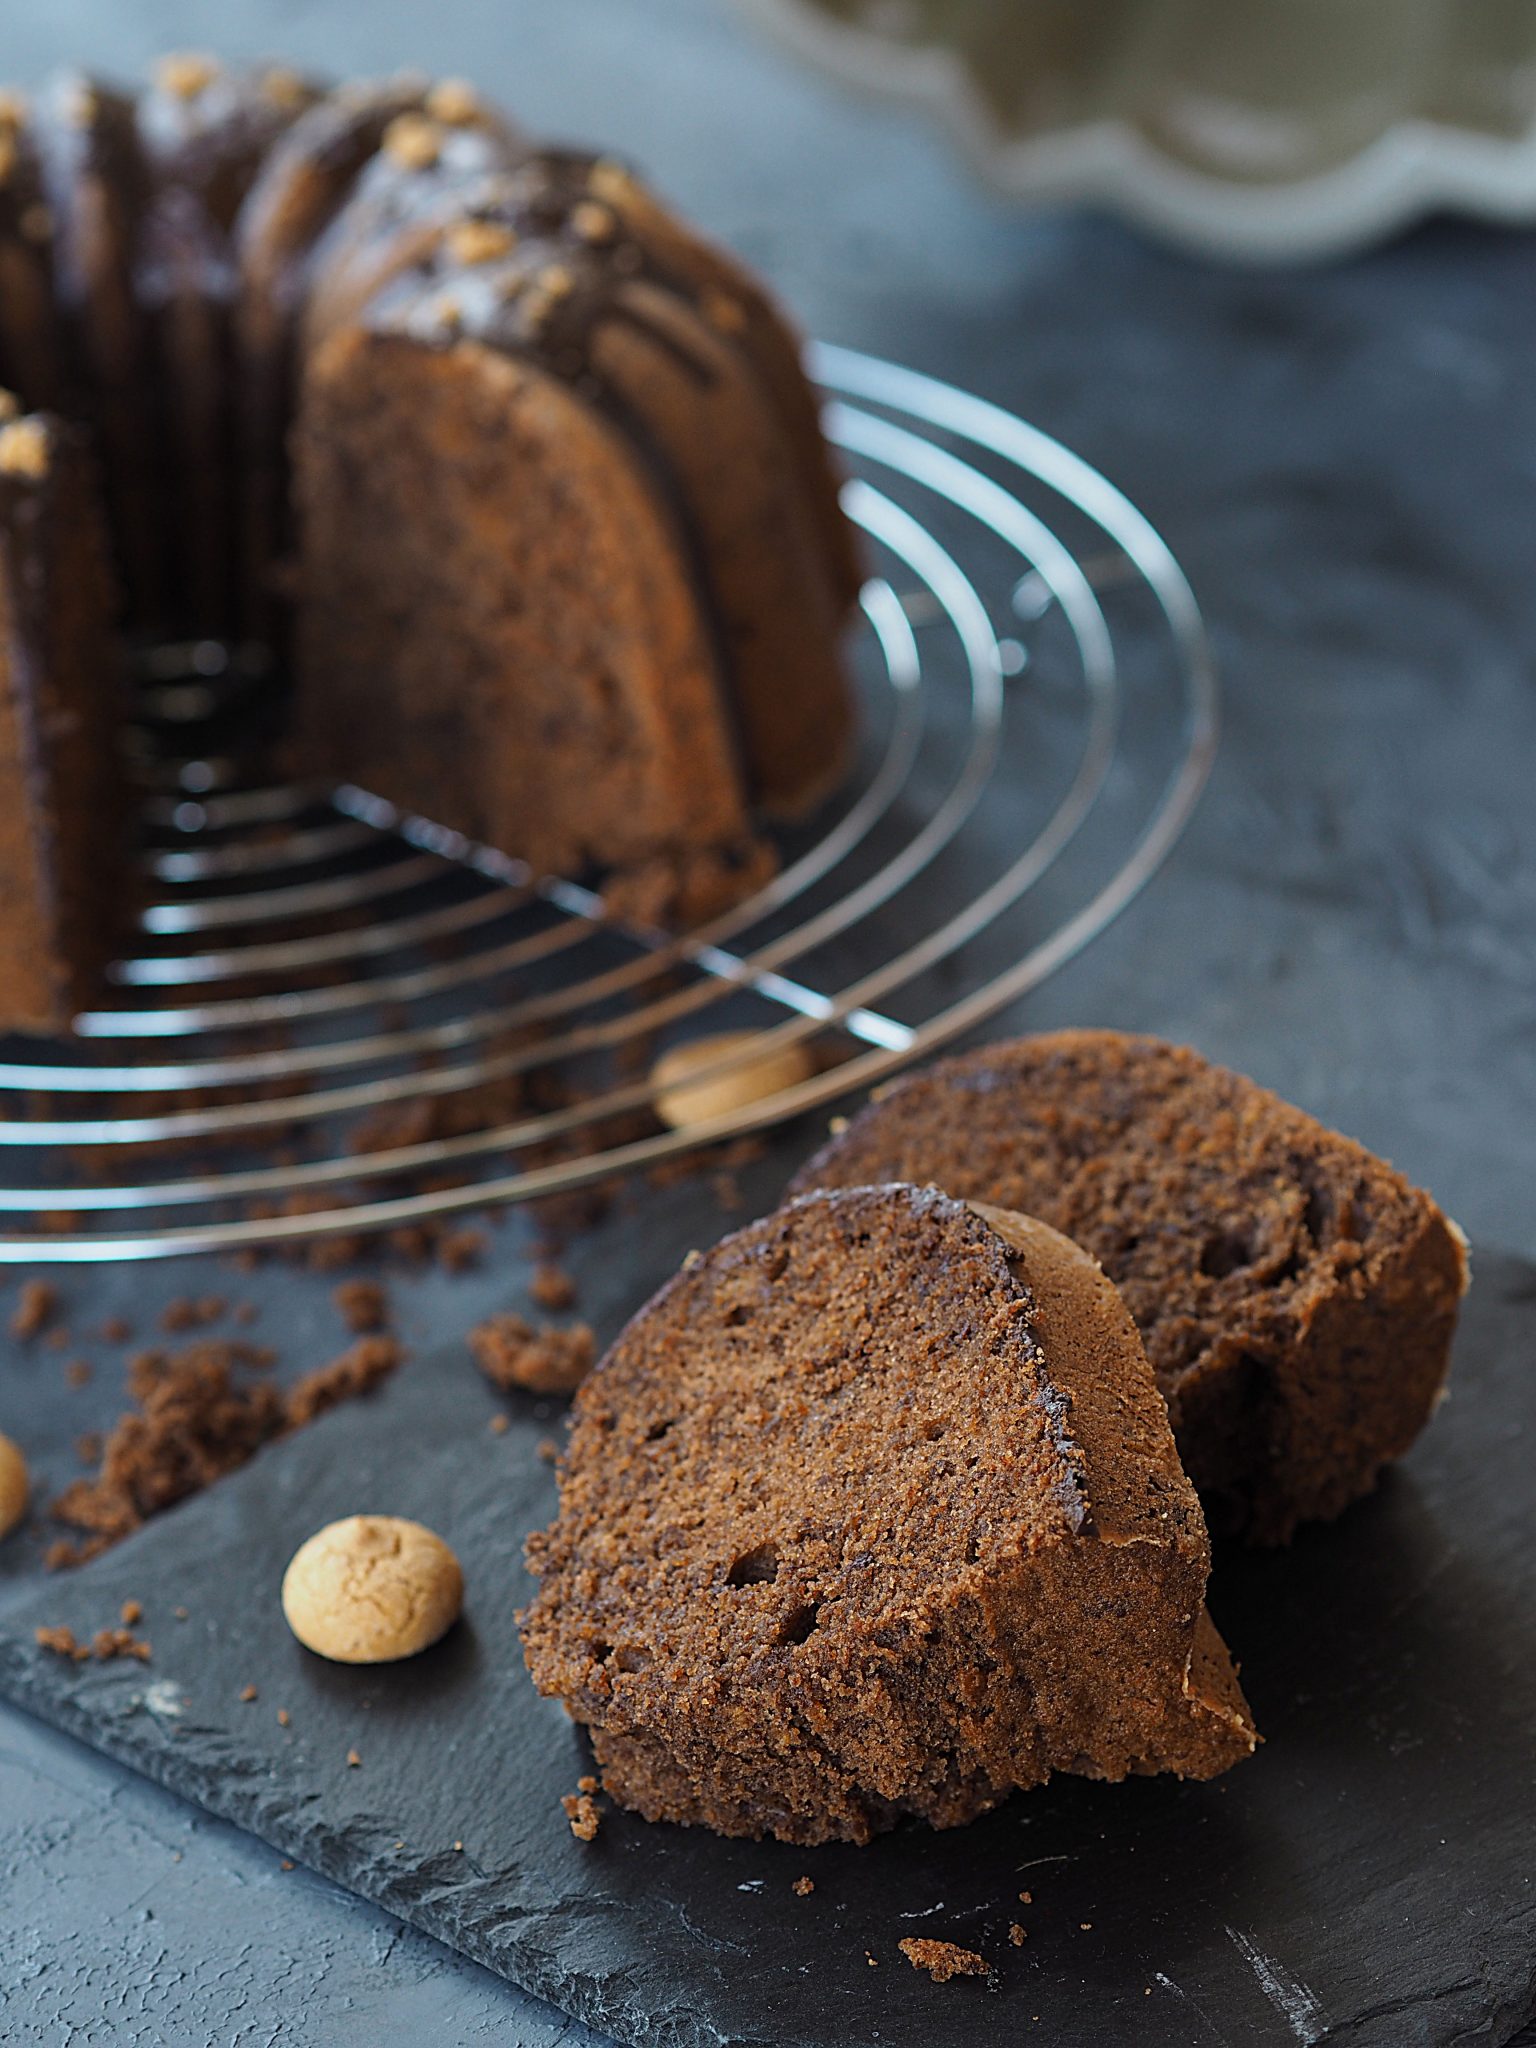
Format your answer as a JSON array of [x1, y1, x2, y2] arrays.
[[2, 0, 1534, 2041]]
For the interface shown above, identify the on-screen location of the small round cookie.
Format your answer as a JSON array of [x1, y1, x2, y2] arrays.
[[0, 1430, 28, 1537], [650, 1031, 813, 1130], [282, 1514, 462, 1663]]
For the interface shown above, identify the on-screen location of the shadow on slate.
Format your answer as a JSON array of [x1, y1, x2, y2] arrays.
[[1, 1252, 1533, 2048]]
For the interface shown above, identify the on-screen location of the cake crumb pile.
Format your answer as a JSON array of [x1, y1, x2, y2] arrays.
[[562, 1790, 601, 1842], [470, 1314, 595, 1396], [45, 1334, 401, 1568], [11, 1279, 57, 1340]]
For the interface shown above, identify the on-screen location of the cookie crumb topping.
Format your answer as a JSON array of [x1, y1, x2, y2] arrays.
[[426, 78, 482, 127], [0, 418, 49, 478], [446, 218, 518, 267], [154, 53, 220, 101], [383, 111, 442, 171]]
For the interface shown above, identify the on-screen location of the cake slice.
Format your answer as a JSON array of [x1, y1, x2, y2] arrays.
[[233, 74, 519, 640], [132, 54, 322, 630], [289, 150, 855, 897], [0, 91, 70, 410], [293, 323, 759, 887], [520, 1183, 1257, 1846], [0, 402, 125, 1033], [788, 1031, 1469, 1543], [30, 73, 164, 626]]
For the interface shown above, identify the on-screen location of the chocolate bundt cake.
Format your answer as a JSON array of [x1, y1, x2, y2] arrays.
[[520, 1184, 1257, 1845], [0, 401, 122, 1032], [0, 57, 857, 1031], [788, 1032, 1469, 1543]]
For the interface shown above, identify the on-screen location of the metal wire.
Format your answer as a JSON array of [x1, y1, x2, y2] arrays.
[[0, 348, 1217, 1259]]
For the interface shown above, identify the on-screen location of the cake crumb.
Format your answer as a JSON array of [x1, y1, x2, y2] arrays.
[[488, 1413, 510, 1435], [91, 1627, 151, 1663], [1018, 1890, 1032, 1904], [470, 1314, 595, 1396], [529, 1261, 577, 1312], [535, 1435, 559, 1463], [562, 1791, 600, 1842], [100, 1316, 131, 1343], [159, 1295, 226, 1334], [35, 1624, 88, 1660], [174, 1606, 189, 1621], [11, 1279, 57, 1339], [280, 1859, 295, 1872], [1009, 1923, 1026, 1947], [64, 1360, 92, 1388], [332, 1279, 388, 1334], [285, 1336, 402, 1427], [239, 1683, 258, 1703], [1079, 1922, 1093, 1932], [120, 1599, 142, 1625], [793, 1876, 815, 1897], [898, 1938, 987, 1983], [577, 1774, 598, 1795], [437, 1227, 486, 1273], [453, 1839, 464, 1852], [346, 1748, 361, 1768], [277, 1708, 291, 1727]]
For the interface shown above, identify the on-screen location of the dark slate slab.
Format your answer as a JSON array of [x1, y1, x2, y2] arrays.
[[1, 1245, 1532, 2048]]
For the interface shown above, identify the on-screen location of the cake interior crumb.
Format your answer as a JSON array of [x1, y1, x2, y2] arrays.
[[897, 1937, 987, 1983]]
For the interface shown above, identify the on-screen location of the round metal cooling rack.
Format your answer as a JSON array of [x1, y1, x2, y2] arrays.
[[0, 345, 1217, 1260]]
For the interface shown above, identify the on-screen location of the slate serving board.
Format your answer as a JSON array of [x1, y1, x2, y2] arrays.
[[1, 1238, 1533, 2047]]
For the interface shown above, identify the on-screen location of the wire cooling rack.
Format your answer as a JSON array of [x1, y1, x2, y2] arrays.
[[0, 346, 1216, 1260]]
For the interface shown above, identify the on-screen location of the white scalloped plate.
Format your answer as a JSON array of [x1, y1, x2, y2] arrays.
[[739, 0, 1536, 261]]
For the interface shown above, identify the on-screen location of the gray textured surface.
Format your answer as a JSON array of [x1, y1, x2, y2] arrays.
[[1, 0, 1534, 2042]]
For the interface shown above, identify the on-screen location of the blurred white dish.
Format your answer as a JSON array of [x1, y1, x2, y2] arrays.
[[739, 0, 1536, 261]]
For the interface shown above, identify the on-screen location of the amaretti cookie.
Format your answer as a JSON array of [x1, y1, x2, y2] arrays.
[[788, 1031, 1469, 1543], [520, 1184, 1257, 1846]]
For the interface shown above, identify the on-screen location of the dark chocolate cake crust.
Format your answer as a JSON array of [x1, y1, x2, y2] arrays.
[[789, 1031, 1469, 1543], [520, 1184, 1256, 1846]]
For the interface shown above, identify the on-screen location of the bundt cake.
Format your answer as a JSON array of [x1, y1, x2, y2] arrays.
[[0, 399, 122, 1033], [0, 57, 858, 1031], [788, 1031, 1469, 1543], [520, 1184, 1257, 1845]]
